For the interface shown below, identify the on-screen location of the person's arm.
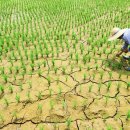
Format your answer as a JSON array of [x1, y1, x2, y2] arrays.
[[116, 42, 128, 57]]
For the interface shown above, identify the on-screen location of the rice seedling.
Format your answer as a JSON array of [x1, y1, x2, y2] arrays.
[[106, 125, 113, 130], [12, 110, 18, 120], [89, 85, 93, 92], [26, 91, 31, 101], [15, 94, 20, 103], [84, 73, 87, 80], [127, 82, 130, 90], [4, 98, 9, 107], [50, 100, 54, 110], [49, 88, 53, 97], [8, 86, 13, 93], [37, 91, 42, 100], [0, 85, 4, 93], [47, 76, 51, 86], [62, 100, 67, 110], [39, 125, 44, 130], [19, 84, 23, 91], [126, 110, 130, 120], [73, 100, 77, 109], [105, 94, 109, 105], [66, 118, 72, 129], [37, 104, 43, 113], [0, 114, 4, 123], [107, 82, 112, 91], [58, 86, 62, 97]]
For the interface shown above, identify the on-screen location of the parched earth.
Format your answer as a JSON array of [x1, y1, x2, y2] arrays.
[[0, 0, 130, 130]]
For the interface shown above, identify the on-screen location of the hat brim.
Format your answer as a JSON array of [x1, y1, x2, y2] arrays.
[[108, 29, 127, 41]]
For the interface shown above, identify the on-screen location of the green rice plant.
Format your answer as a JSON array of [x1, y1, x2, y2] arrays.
[[106, 125, 113, 130], [100, 71, 104, 79], [56, 77, 59, 85], [98, 82, 102, 92], [126, 110, 130, 120], [54, 67, 58, 74], [12, 110, 18, 120], [28, 81, 32, 89], [75, 53, 79, 63], [109, 72, 112, 79], [39, 125, 44, 130], [26, 91, 31, 101], [79, 85, 82, 93], [70, 52, 73, 59], [52, 58, 55, 67], [105, 94, 109, 105], [107, 82, 111, 91], [47, 76, 51, 86], [30, 63, 35, 71], [14, 75, 16, 81], [0, 114, 4, 122], [0, 85, 4, 93], [65, 75, 68, 82], [19, 84, 23, 91], [15, 94, 20, 103], [62, 66, 66, 74], [73, 100, 77, 109], [62, 100, 67, 109], [2, 74, 8, 83], [49, 88, 53, 96], [79, 65, 82, 71], [71, 65, 74, 72], [8, 86, 13, 93], [89, 85, 93, 92], [127, 82, 130, 90], [117, 83, 121, 91], [43, 60, 46, 67], [66, 118, 72, 129], [58, 86, 62, 97], [37, 104, 43, 113], [83, 55, 87, 65], [118, 73, 121, 79], [50, 100, 54, 110], [4, 98, 9, 107], [95, 64, 98, 70], [38, 70, 42, 77], [84, 73, 87, 80], [37, 91, 42, 100]]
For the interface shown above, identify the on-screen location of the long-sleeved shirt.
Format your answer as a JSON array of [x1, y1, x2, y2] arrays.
[[122, 28, 130, 51]]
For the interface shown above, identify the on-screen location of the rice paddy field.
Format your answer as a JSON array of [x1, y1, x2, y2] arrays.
[[0, 0, 130, 130]]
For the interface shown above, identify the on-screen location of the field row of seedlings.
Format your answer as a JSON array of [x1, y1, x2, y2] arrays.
[[0, 0, 130, 129]]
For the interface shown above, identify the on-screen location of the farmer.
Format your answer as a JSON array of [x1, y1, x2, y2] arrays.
[[108, 27, 130, 71]]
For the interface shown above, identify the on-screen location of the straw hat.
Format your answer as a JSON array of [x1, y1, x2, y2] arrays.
[[108, 27, 127, 41]]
